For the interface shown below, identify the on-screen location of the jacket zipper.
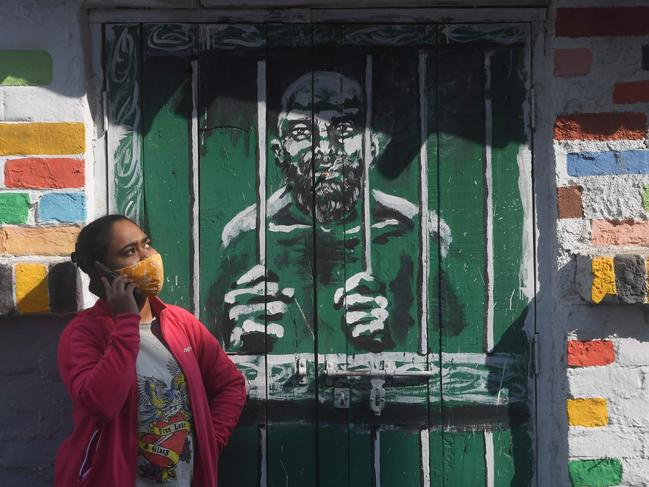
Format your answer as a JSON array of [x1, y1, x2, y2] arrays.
[[78, 429, 101, 480]]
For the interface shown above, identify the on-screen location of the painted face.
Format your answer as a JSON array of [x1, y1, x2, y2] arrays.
[[274, 71, 365, 224]]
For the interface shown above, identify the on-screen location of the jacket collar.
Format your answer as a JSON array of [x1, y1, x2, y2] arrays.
[[92, 295, 167, 319]]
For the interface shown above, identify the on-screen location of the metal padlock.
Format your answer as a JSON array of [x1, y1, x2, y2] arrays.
[[334, 388, 350, 409]]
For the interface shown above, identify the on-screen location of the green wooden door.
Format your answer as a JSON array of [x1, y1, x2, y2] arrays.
[[105, 21, 535, 486]]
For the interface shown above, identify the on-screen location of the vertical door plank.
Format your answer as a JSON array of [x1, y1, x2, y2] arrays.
[[217, 425, 263, 486], [489, 46, 531, 352], [488, 46, 534, 487], [265, 23, 317, 487], [443, 431, 487, 486], [380, 430, 422, 485], [198, 24, 265, 348], [311, 24, 353, 487], [197, 24, 268, 487], [105, 23, 143, 223], [141, 24, 194, 308], [437, 46, 488, 485], [337, 25, 436, 487], [424, 46, 445, 486], [369, 45, 426, 487], [437, 47, 486, 355], [265, 23, 316, 357]]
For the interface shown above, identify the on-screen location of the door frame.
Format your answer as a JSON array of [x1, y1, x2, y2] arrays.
[[86, 9, 548, 486]]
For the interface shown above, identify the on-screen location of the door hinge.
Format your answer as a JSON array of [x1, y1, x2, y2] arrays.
[[101, 90, 108, 137], [530, 87, 536, 130], [532, 333, 540, 376]]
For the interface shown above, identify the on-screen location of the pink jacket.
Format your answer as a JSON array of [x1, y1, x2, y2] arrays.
[[55, 297, 246, 487]]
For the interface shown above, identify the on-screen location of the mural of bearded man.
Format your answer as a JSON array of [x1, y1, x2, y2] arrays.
[[209, 70, 452, 354]]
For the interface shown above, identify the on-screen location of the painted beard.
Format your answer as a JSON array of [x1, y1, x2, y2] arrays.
[[281, 150, 364, 224]]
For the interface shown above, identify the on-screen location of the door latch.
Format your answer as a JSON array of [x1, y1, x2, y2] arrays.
[[369, 378, 386, 416], [296, 357, 308, 385]]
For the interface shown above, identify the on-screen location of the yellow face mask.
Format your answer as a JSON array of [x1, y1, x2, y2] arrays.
[[116, 253, 164, 297]]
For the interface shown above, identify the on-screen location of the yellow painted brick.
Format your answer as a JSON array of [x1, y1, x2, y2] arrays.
[[567, 398, 608, 427], [592, 256, 616, 304], [0, 226, 79, 256], [0, 122, 85, 156], [15, 263, 49, 313]]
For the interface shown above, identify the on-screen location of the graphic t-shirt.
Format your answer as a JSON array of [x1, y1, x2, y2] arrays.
[[136, 319, 194, 485]]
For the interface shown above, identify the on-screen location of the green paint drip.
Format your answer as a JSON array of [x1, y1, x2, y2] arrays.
[[569, 458, 623, 487], [642, 185, 649, 213], [0, 50, 52, 86], [0, 193, 29, 224]]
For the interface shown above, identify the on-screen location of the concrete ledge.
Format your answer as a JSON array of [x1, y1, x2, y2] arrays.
[[576, 254, 649, 304]]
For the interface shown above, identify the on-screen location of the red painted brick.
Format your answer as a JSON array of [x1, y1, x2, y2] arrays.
[[4, 157, 84, 189], [556, 7, 649, 38], [554, 113, 647, 141], [592, 219, 649, 246], [557, 186, 583, 219], [568, 340, 615, 367], [554, 48, 592, 78], [613, 80, 649, 104]]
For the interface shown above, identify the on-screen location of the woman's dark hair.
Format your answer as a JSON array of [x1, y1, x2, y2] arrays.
[[71, 215, 135, 274]]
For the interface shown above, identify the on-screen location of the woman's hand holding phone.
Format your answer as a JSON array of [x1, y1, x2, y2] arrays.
[[101, 274, 140, 316], [94, 262, 142, 316]]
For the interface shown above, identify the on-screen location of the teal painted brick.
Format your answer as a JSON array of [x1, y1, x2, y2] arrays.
[[37, 192, 85, 223], [0, 192, 29, 224], [0, 49, 52, 86], [569, 458, 623, 487]]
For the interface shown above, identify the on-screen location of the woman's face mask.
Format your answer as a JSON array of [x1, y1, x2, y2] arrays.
[[116, 253, 165, 297]]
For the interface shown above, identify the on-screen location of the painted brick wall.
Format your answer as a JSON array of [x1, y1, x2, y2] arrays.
[[552, 3, 649, 486], [0, 1, 89, 485]]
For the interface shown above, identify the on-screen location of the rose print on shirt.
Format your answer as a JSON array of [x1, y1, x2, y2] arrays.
[[137, 360, 192, 482]]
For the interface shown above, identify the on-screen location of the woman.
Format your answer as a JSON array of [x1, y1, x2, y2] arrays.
[[55, 215, 246, 486]]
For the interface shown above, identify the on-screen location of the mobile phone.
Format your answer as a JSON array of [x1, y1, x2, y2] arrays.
[[93, 261, 144, 301]]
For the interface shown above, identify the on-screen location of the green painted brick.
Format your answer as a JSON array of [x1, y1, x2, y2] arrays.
[[569, 458, 623, 487], [0, 50, 52, 86], [643, 185, 649, 213], [0, 193, 30, 224]]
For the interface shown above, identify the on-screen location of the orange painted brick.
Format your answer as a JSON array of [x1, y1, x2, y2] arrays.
[[568, 340, 615, 367], [613, 80, 649, 104], [557, 186, 583, 219], [592, 219, 649, 246], [4, 157, 84, 189], [0, 226, 79, 256], [554, 113, 647, 141]]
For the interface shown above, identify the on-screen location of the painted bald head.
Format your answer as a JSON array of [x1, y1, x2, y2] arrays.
[[273, 71, 365, 224]]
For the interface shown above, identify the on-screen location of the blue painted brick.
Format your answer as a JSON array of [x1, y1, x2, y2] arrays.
[[37, 192, 86, 223], [567, 150, 649, 176]]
